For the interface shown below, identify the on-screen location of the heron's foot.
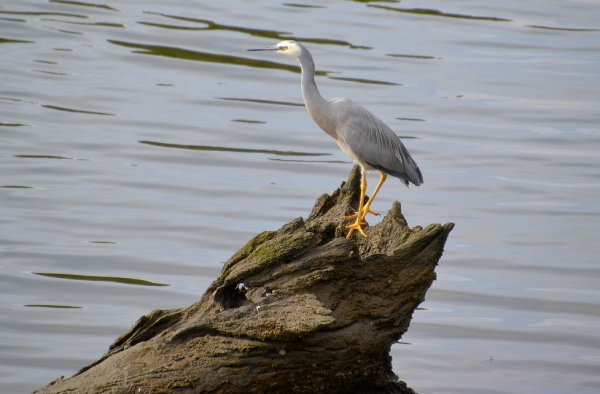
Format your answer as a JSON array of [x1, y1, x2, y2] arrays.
[[343, 207, 379, 221], [345, 219, 368, 238]]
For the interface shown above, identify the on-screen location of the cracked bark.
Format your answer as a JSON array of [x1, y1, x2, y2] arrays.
[[35, 165, 454, 394]]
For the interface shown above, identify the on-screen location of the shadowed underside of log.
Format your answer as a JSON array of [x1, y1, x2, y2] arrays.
[[35, 165, 454, 394]]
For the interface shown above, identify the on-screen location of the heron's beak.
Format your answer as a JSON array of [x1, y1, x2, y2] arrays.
[[246, 45, 285, 52]]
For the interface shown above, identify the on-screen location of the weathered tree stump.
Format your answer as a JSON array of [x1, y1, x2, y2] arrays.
[[35, 165, 454, 394]]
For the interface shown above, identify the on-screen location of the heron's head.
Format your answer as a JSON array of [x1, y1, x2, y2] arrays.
[[246, 40, 303, 59]]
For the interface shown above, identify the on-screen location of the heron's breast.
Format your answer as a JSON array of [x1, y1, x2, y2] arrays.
[[307, 106, 337, 139], [334, 138, 375, 170]]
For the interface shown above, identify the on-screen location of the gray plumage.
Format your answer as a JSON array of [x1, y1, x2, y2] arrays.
[[328, 98, 423, 187], [247, 40, 423, 237]]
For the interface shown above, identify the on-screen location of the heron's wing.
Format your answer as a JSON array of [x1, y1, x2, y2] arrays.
[[332, 98, 423, 186]]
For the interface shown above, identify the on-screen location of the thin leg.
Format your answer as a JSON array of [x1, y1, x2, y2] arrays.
[[359, 172, 387, 222], [343, 174, 378, 222], [345, 170, 368, 238]]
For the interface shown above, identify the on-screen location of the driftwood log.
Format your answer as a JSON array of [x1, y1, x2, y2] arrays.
[[35, 165, 453, 394]]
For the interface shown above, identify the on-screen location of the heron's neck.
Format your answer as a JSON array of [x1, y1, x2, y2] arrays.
[[298, 53, 336, 138]]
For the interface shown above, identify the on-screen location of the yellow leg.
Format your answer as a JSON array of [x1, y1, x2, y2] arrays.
[[343, 174, 380, 222], [359, 172, 387, 222], [344, 171, 386, 221], [345, 170, 368, 238]]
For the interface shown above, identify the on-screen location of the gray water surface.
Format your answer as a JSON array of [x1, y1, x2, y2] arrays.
[[1, 1, 600, 393]]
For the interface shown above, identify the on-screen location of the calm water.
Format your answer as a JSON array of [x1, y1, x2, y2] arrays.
[[2, 1, 600, 393]]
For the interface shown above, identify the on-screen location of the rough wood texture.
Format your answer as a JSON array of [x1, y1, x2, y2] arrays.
[[35, 165, 454, 394]]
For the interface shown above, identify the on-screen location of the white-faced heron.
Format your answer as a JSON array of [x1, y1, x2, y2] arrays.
[[247, 40, 423, 238]]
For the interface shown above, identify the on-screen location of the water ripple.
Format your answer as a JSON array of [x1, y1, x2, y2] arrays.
[[0, 38, 33, 44], [328, 76, 401, 86], [108, 39, 327, 75], [45, 27, 84, 35], [386, 54, 439, 60], [33, 70, 70, 76], [217, 97, 304, 107], [0, 10, 88, 19], [396, 118, 425, 122], [41, 104, 115, 116], [24, 304, 83, 309], [143, 12, 370, 49], [49, 0, 120, 12], [528, 25, 600, 32], [138, 140, 331, 157], [41, 18, 125, 28], [231, 119, 266, 124], [33, 272, 169, 287], [14, 155, 72, 160], [283, 3, 326, 8], [368, 5, 511, 22], [0, 122, 29, 127]]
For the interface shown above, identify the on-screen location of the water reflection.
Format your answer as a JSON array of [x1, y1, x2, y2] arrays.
[[24, 304, 83, 309], [41, 104, 115, 116], [47, 27, 84, 35], [328, 76, 401, 86], [14, 155, 72, 160], [41, 19, 125, 28], [109, 40, 321, 75], [108, 40, 389, 82], [136, 21, 205, 31], [0, 122, 29, 127], [48, 0, 120, 12], [0, 38, 33, 44], [0, 10, 87, 19], [143, 13, 371, 49], [217, 97, 304, 107], [143, 12, 290, 38], [352, 0, 399, 3], [396, 118, 425, 122], [139, 140, 331, 157], [283, 3, 326, 8], [33, 272, 170, 287], [531, 319, 600, 328], [33, 60, 59, 64], [528, 25, 600, 32], [2, 97, 39, 104], [34, 70, 70, 76], [386, 54, 439, 60], [231, 119, 266, 124], [368, 5, 512, 22], [268, 158, 350, 164]]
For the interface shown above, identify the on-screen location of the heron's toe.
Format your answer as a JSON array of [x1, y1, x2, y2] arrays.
[[367, 208, 379, 217], [343, 212, 360, 221], [343, 207, 378, 221], [345, 220, 368, 238]]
